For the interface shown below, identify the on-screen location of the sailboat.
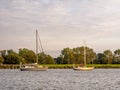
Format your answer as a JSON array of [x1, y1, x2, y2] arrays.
[[73, 41, 94, 71], [20, 30, 48, 71]]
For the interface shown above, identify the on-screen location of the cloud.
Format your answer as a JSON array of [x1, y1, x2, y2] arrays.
[[0, 0, 120, 57]]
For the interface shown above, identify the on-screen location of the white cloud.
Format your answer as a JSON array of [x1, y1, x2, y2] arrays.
[[0, 0, 120, 57]]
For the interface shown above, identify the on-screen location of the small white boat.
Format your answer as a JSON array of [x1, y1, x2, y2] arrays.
[[73, 66, 94, 71], [20, 63, 48, 71], [73, 41, 94, 71]]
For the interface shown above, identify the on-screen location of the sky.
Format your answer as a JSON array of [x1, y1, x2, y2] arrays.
[[0, 0, 120, 57]]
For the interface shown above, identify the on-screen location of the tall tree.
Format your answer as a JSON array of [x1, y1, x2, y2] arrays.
[[55, 56, 63, 64], [113, 49, 120, 64], [86, 48, 96, 64], [103, 50, 113, 64], [0, 50, 6, 59], [19, 48, 36, 64], [3, 49, 22, 64], [38, 52, 54, 64], [0, 56, 4, 64], [61, 48, 74, 64], [0, 50, 5, 64], [73, 47, 84, 64], [60, 46, 96, 64], [95, 53, 106, 64]]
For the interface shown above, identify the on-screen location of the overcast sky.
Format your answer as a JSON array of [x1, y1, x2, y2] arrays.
[[0, 0, 120, 57]]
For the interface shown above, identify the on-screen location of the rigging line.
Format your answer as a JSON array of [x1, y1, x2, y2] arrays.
[[38, 44, 42, 53], [37, 31, 44, 53]]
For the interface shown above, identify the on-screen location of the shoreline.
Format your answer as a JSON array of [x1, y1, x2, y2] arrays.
[[0, 64, 120, 69]]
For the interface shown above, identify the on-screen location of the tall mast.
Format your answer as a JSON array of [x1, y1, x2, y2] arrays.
[[84, 41, 86, 67], [36, 30, 38, 64], [38, 32, 44, 53]]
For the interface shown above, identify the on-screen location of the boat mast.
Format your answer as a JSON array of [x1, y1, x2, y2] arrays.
[[36, 30, 38, 64], [38, 32, 44, 53], [84, 41, 86, 67]]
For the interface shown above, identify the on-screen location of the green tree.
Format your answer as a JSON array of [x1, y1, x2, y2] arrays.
[[3, 49, 22, 64], [73, 47, 84, 64], [0, 50, 6, 59], [86, 47, 96, 64], [0, 56, 4, 64], [61, 48, 74, 64], [60, 46, 96, 64], [73, 46, 96, 64], [19, 48, 36, 64], [95, 53, 105, 64], [38, 52, 54, 64], [113, 49, 120, 64], [55, 56, 63, 64], [0, 51, 5, 64], [103, 50, 113, 64], [45, 55, 54, 64]]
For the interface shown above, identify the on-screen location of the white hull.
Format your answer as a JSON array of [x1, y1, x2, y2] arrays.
[[73, 66, 94, 71], [20, 64, 48, 71], [20, 67, 48, 71]]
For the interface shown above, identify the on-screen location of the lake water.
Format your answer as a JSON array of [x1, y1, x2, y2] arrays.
[[0, 69, 120, 90]]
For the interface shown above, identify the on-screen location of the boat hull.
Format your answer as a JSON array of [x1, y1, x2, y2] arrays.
[[73, 67, 94, 71], [20, 67, 48, 71]]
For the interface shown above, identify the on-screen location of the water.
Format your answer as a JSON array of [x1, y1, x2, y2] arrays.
[[0, 69, 120, 90]]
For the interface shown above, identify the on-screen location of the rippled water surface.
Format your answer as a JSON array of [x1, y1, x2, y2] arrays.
[[0, 69, 120, 90]]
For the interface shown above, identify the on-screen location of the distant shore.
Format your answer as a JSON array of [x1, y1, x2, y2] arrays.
[[45, 64, 120, 69], [0, 64, 20, 69], [0, 64, 120, 69]]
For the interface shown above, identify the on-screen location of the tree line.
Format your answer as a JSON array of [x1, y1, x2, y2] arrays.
[[0, 47, 120, 64], [0, 48, 54, 64], [56, 46, 120, 64]]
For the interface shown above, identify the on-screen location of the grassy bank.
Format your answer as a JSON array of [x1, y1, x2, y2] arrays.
[[0, 64, 120, 69], [0, 64, 20, 69], [44, 64, 73, 69], [88, 64, 120, 68], [44, 64, 120, 69]]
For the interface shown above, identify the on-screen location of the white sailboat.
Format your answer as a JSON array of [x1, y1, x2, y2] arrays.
[[73, 41, 94, 71], [20, 30, 48, 71]]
